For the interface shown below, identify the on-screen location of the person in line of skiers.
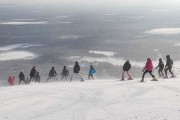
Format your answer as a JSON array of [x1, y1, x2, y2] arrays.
[[121, 60, 133, 80], [29, 66, 36, 82], [46, 67, 58, 82], [164, 55, 175, 78], [35, 72, 40, 82], [141, 58, 157, 82], [88, 65, 95, 80], [19, 71, 26, 84], [70, 61, 84, 82], [156, 58, 164, 77], [60, 66, 69, 81], [8, 76, 15, 86]]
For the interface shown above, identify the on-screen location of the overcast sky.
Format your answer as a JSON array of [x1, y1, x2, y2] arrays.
[[1, 0, 180, 6]]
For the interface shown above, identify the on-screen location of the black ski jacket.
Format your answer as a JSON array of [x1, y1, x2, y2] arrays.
[[123, 61, 131, 71], [165, 58, 173, 68], [157, 61, 164, 69], [74, 64, 80, 73], [30, 67, 36, 77], [49, 69, 57, 77], [61, 69, 69, 76], [19, 72, 25, 80]]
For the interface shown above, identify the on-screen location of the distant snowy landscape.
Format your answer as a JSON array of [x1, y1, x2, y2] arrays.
[[0, 77, 180, 120]]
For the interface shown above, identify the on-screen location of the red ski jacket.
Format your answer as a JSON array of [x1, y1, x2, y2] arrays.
[[144, 58, 153, 71]]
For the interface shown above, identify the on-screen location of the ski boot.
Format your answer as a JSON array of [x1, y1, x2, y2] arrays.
[[163, 75, 168, 79], [120, 78, 125, 81], [151, 77, 158, 81], [70, 77, 72, 82], [140, 78, 144, 82], [128, 78, 133, 80], [170, 75, 175, 78], [80, 78, 84, 82]]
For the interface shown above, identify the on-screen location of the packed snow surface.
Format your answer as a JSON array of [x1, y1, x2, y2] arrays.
[[0, 78, 180, 120]]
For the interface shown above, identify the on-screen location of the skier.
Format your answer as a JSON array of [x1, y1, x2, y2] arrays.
[[46, 67, 58, 82], [140, 58, 157, 82], [88, 65, 96, 80], [70, 61, 84, 82], [29, 66, 36, 82], [7, 76, 15, 86], [19, 71, 26, 84], [121, 60, 133, 80], [156, 58, 164, 77], [60, 66, 69, 81], [164, 55, 175, 78], [35, 72, 40, 82]]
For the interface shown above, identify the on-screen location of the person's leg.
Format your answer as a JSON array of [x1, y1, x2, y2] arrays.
[[88, 74, 91, 80], [164, 68, 168, 77], [91, 75, 94, 80], [70, 73, 74, 82], [161, 70, 164, 77], [30, 76, 32, 81], [79, 73, 84, 81], [19, 79, 21, 84], [32, 76, 35, 81], [141, 70, 148, 81], [159, 69, 164, 77], [54, 77, 58, 81], [121, 71, 125, 80], [149, 71, 157, 81], [158, 69, 161, 77], [65, 75, 67, 81], [46, 76, 51, 82], [127, 71, 132, 80], [61, 75, 64, 81], [23, 79, 26, 84], [149, 71, 155, 78], [169, 68, 175, 77]]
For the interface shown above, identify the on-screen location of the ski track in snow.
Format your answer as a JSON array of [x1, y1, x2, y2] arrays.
[[0, 79, 180, 120]]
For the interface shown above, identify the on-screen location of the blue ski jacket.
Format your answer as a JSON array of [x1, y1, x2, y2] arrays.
[[89, 68, 95, 75]]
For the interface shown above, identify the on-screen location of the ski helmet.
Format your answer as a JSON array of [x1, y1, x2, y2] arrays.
[[166, 55, 170, 59]]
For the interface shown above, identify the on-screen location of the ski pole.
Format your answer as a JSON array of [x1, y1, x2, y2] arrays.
[[79, 72, 89, 76]]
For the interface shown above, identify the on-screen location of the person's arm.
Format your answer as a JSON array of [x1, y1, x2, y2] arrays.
[[142, 63, 146, 72], [156, 62, 160, 69]]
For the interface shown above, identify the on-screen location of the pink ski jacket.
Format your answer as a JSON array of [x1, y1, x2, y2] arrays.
[[144, 58, 153, 71]]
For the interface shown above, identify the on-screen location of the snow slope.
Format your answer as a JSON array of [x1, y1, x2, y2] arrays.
[[0, 78, 180, 120]]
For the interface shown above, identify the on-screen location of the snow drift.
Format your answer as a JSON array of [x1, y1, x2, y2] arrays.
[[0, 78, 180, 120]]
